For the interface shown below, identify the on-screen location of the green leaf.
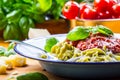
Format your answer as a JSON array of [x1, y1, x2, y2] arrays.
[[4, 49, 16, 57], [0, 8, 5, 20], [19, 17, 35, 38], [3, 0, 15, 5], [19, 16, 29, 27], [52, 5, 62, 19], [7, 42, 15, 51], [0, 18, 7, 30], [0, 0, 3, 7], [2, 5, 12, 13], [5, 42, 16, 57], [88, 27, 98, 34], [37, 0, 52, 12], [17, 72, 48, 80], [0, 8, 7, 30], [6, 9, 22, 23], [97, 25, 113, 36], [67, 26, 90, 41], [0, 46, 6, 56], [49, 0, 67, 19], [28, 18, 35, 28], [75, 0, 85, 3], [13, 3, 30, 10], [23, 0, 33, 4], [56, 0, 67, 6], [3, 23, 22, 40], [44, 37, 59, 52], [19, 16, 29, 38], [2, 0, 15, 13], [32, 14, 45, 23], [15, 0, 23, 3]]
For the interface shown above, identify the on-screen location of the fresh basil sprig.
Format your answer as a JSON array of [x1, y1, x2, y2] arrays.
[[67, 25, 113, 41]]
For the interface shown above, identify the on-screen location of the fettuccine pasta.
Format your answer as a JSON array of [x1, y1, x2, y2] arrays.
[[51, 42, 120, 62]]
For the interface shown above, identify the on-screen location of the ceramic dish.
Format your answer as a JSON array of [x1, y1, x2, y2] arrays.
[[14, 34, 120, 79]]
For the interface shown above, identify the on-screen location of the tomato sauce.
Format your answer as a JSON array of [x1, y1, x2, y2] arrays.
[[66, 33, 120, 53]]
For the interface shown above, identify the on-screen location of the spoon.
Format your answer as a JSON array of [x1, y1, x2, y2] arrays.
[[6, 40, 59, 60]]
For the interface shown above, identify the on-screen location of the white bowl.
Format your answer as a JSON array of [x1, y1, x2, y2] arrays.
[[14, 34, 120, 79]]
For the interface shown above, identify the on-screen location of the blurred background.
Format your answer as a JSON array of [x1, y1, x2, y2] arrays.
[[0, 0, 87, 40], [1, 0, 120, 40]]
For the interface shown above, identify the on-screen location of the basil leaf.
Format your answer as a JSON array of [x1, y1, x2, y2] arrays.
[[6, 9, 22, 23], [97, 25, 113, 36], [16, 72, 48, 80], [44, 37, 59, 52], [67, 26, 90, 41], [56, 0, 67, 6], [7, 42, 15, 51], [3, 23, 22, 40], [4, 49, 16, 57], [23, 0, 33, 4], [37, 0, 52, 12], [0, 46, 6, 56]]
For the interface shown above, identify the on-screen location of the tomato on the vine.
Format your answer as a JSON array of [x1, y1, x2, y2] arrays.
[[94, 0, 117, 12], [112, 3, 120, 18], [62, 1, 79, 19], [81, 8, 98, 19]]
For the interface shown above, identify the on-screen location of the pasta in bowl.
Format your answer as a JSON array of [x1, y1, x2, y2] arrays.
[[51, 42, 120, 62], [14, 25, 120, 79], [42, 25, 120, 62]]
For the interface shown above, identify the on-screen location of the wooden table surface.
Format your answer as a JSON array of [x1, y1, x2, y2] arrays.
[[0, 40, 71, 80]]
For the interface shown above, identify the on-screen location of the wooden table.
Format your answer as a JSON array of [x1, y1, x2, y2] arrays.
[[0, 40, 70, 80]]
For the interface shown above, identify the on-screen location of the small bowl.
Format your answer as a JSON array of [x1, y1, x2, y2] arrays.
[[70, 19, 120, 33]]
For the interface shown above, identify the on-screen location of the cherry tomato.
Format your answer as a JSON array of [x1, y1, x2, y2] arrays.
[[112, 3, 120, 18], [79, 3, 91, 16], [94, 0, 117, 12], [62, 1, 79, 19], [98, 11, 113, 19], [81, 8, 98, 19]]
